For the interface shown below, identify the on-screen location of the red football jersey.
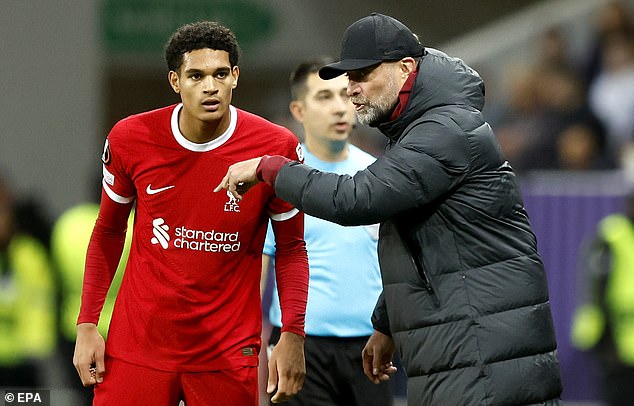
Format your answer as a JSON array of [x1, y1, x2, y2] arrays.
[[91, 104, 304, 372]]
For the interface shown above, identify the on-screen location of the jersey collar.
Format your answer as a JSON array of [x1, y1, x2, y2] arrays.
[[170, 104, 237, 152]]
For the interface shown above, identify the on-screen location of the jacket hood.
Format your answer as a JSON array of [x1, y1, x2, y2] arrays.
[[378, 48, 485, 140]]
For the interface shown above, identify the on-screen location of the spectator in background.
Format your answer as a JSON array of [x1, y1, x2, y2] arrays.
[[495, 27, 614, 173], [579, 1, 634, 167], [538, 26, 574, 70], [571, 190, 634, 406], [535, 51, 613, 170], [0, 170, 56, 387], [261, 57, 393, 406], [555, 120, 612, 171], [588, 31, 634, 164], [493, 67, 544, 172], [583, 0, 634, 84]]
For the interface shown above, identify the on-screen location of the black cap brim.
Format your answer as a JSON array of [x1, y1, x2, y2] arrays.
[[318, 59, 382, 80]]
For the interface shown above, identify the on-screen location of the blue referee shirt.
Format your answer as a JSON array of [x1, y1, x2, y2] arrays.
[[264, 144, 382, 337]]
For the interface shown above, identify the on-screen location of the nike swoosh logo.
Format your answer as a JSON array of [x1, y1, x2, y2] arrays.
[[146, 184, 175, 195]]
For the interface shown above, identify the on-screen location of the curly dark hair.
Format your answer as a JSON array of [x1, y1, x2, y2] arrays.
[[164, 21, 241, 72]]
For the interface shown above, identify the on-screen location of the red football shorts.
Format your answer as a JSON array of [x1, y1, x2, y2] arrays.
[[93, 356, 258, 406]]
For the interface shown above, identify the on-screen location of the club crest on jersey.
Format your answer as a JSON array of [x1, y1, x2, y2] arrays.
[[224, 190, 240, 212], [101, 139, 111, 165]]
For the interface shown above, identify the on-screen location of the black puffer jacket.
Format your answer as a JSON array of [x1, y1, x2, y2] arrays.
[[274, 48, 563, 405]]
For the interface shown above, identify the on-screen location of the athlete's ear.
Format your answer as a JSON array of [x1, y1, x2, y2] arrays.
[[231, 66, 239, 89], [168, 70, 180, 94]]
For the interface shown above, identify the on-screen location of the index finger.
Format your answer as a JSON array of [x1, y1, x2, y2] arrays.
[[213, 173, 230, 193]]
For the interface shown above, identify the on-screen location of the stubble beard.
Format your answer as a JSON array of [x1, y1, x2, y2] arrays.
[[353, 74, 400, 127]]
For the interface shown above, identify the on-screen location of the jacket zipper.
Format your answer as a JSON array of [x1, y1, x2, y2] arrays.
[[394, 224, 440, 307], [410, 254, 440, 307], [397, 226, 440, 307]]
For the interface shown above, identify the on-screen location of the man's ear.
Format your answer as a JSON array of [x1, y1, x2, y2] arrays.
[[289, 100, 305, 123], [168, 70, 180, 94], [400, 57, 417, 76], [231, 66, 240, 89]]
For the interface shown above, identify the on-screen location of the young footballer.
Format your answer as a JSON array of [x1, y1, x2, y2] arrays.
[[73, 21, 309, 405]]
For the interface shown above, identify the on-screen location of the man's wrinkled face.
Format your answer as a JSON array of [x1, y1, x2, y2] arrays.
[[346, 62, 401, 126]]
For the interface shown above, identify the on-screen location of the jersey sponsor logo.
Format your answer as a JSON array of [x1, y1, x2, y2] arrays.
[[151, 218, 170, 249], [146, 184, 175, 195], [150, 217, 241, 252], [224, 190, 240, 212], [101, 139, 111, 165]]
